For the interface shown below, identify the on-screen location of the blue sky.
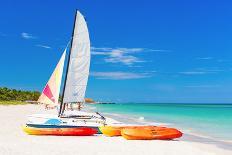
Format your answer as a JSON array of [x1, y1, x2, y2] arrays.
[[1, 0, 232, 103]]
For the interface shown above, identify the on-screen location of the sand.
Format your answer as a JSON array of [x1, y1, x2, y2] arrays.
[[0, 104, 232, 155]]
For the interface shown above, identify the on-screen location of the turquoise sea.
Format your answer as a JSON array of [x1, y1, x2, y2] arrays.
[[88, 103, 232, 142]]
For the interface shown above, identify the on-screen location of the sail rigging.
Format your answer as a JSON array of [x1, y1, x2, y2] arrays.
[[59, 11, 91, 115]]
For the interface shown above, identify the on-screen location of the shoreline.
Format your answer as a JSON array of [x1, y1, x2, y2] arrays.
[[104, 113, 232, 149], [0, 104, 232, 155], [85, 105, 232, 150]]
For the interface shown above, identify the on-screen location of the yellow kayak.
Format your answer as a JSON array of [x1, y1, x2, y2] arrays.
[[99, 126, 124, 137]]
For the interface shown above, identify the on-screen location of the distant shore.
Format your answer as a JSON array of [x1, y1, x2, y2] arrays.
[[0, 100, 28, 105], [0, 104, 231, 155]]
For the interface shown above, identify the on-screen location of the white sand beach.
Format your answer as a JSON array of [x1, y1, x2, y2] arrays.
[[0, 104, 232, 155]]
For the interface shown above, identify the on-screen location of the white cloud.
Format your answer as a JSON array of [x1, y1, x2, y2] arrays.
[[91, 47, 145, 53], [91, 47, 166, 65], [184, 85, 221, 88], [91, 71, 151, 80], [179, 67, 225, 75], [195, 67, 224, 73], [199, 68, 225, 73], [91, 51, 108, 55], [36, 44, 51, 49], [104, 49, 144, 65], [148, 70, 157, 73], [128, 65, 143, 68], [21, 32, 36, 39], [91, 47, 144, 65], [116, 48, 144, 52], [149, 49, 170, 52], [91, 47, 113, 51], [179, 71, 207, 75], [196, 57, 213, 60]]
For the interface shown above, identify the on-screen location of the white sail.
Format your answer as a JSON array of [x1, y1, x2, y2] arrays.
[[63, 11, 90, 103], [38, 49, 66, 105]]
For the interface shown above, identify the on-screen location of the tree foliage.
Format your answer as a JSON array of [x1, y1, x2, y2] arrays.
[[0, 87, 40, 101]]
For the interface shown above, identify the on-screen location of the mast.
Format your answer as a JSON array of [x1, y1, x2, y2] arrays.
[[58, 10, 78, 117]]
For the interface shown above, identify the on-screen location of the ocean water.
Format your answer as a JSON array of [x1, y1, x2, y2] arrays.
[[87, 103, 232, 141]]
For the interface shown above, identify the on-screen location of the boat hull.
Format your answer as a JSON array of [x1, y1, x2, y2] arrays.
[[99, 126, 160, 137], [99, 126, 124, 137], [26, 123, 102, 134], [121, 128, 183, 140], [26, 113, 107, 134], [22, 125, 97, 136]]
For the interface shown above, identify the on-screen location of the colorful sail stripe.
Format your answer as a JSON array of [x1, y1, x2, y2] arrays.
[[43, 84, 55, 103], [37, 50, 66, 106]]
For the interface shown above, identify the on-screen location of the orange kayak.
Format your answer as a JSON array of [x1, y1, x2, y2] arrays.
[[99, 126, 162, 137], [121, 128, 183, 140], [22, 125, 97, 136]]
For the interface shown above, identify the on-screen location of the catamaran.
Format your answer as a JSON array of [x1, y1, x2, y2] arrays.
[[24, 11, 119, 135]]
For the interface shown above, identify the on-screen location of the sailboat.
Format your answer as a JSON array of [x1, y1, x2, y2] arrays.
[[23, 11, 116, 135]]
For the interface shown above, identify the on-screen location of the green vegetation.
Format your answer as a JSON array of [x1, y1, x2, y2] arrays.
[[0, 100, 28, 105], [0, 87, 40, 105]]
